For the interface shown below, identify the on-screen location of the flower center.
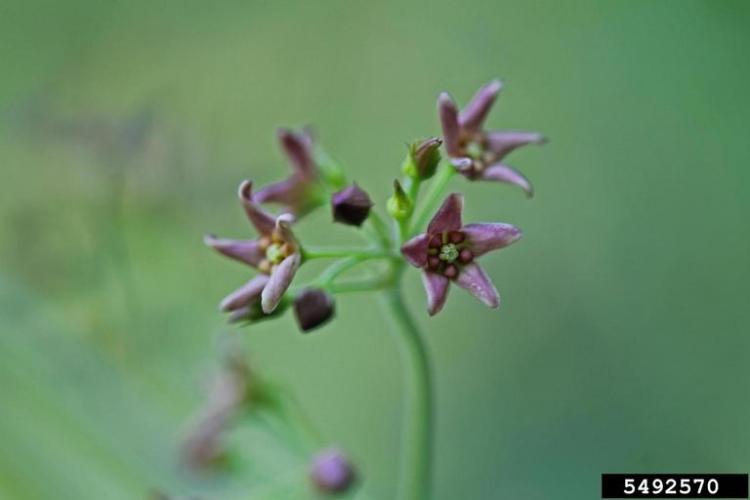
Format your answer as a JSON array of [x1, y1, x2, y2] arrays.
[[265, 243, 285, 264], [466, 141, 483, 159], [258, 234, 296, 274], [426, 231, 474, 279], [439, 243, 459, 263]]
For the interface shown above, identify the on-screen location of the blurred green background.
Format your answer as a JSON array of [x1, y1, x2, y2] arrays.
[[1, 0, 750, 498]]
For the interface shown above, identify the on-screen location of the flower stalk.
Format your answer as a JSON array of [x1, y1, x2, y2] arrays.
[[383, 272, 433, 500]]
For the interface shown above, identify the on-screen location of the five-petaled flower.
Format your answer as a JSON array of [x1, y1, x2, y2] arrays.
[[205, 180, 302, 316], [253, 128, 323, 216], [439, 80, 545, 197], [401, 193, 522, 315]]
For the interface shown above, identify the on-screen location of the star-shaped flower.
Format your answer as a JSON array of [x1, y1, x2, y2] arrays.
[[439, 80, 545, 196], [401, 193, 522, 315], [205, 180, 302, 316], [253, 128, 324, 216]]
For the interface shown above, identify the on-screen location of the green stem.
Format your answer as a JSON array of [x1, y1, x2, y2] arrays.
[[405, 176, 422, 203], [367, 211, 393, 249], [410, 164, 456, 237], [330, 277, 391, 294], [383, 270, 433, 500], [317, 255, 383, 287], [303, 247, 392, 261]]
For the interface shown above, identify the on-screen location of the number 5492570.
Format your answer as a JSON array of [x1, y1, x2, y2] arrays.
[[623, 477, 719, 496]]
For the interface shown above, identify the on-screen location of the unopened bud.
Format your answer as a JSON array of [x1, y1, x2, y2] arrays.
[[331, 183, 373, 227], [310, 448, 356, 494], [294, 289, 335, 332], [386, 180, 412, 220], [403, 137, 442, 180]]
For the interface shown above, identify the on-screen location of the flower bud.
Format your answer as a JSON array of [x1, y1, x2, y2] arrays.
[[294, 288, 335, 332], [402, 137, 442, 180], [331, 183, 373, 227], [310, 448, 356, 494], [386, 180, 412, 220]]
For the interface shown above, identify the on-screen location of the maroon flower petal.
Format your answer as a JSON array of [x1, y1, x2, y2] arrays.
[[278, 128, 316, 181], [253, 176, 308, 208], [422, 271, 450, 316], [454, 263, 500, 308], [261, 252, 301, 313], [238, 180, 277, 235], [219, 275, 270, 312], [459, 79, 502, 133], [427, 193, 463, 234], [463, 223, 522, 257], [438, 93, 461, 157], [401, 234, 430, 268], [479, 164, 534, 197], [204, 235, 264, 268], [484, 130, 545, 162]]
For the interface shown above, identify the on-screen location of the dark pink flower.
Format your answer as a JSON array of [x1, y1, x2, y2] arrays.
[[438, 80, 545, 197], [205, 180, 301, 315], [401, 193, 522, 315], [253, 128, 322, 216]]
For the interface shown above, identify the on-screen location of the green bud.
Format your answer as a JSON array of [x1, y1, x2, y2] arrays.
[[386, 180, 413, 220], [402, 137, 442, 180]]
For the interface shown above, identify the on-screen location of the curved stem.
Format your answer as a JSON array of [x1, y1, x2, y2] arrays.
[[383, 271, 433, 500]]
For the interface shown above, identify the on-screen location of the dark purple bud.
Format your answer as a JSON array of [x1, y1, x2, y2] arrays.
[[404, 137, 442, 179], [331, 183, 373, 227], [294, 288, 335, 332], [310, 448, 356, 494]]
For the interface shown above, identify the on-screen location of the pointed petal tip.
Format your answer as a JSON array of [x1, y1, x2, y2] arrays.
[[437, 92, 454, 105], [238, 180, 253, 200], [427, 192, 464, 234], [276, 212, 295, 226], [455, 263, 500, 309], [484, 79, 503, 97]]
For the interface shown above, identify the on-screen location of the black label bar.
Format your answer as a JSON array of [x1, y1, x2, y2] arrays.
[[602, 474, 748, 498]]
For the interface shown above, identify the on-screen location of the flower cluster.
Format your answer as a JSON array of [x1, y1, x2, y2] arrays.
[[205, 79, 543, 325], [199, 79, 544, 498]]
